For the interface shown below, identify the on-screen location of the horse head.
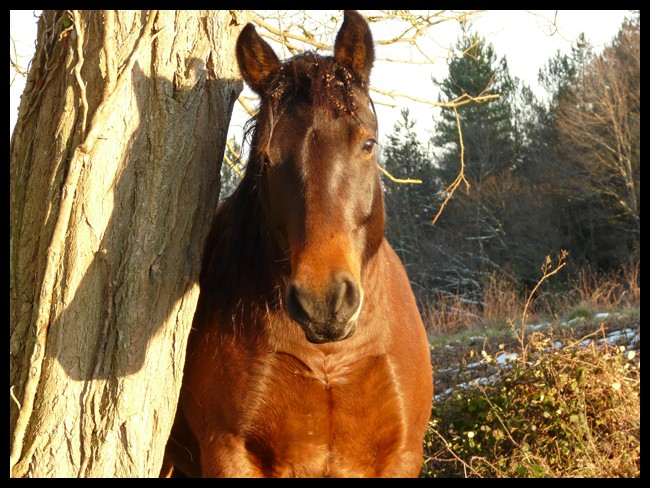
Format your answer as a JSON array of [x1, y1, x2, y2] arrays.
[[236, 11, 384, 344]]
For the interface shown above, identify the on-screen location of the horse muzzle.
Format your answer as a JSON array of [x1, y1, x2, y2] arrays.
[[286, 272, 363, 343], [301, 321, 357, 344]]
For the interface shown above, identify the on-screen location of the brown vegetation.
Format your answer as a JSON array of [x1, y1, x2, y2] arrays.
[[422, 262, 640, 478]]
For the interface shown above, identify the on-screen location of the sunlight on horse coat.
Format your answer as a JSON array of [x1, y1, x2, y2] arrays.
[[162, 10, 433, 478]]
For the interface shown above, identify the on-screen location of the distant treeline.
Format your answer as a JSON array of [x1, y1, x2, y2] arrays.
[[381, 12, 639, 302]]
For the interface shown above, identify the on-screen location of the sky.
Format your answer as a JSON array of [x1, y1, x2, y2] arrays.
[[357, 10, 632, 142], [10, 10, 632, 142]]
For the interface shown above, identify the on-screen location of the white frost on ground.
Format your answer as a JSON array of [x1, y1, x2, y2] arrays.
[[433, 313, 639, 401], [579, 328, 640, 350]]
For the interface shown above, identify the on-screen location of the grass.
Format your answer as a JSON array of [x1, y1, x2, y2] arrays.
[[420, 260, 640, 478]]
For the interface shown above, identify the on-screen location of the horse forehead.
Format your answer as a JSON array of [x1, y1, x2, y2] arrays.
[[289, 109, 374, 159], [272, 104, 372, 157]]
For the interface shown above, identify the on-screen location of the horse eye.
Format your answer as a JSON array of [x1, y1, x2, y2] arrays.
[[261, 155, 273, 171], [362, 138, 376, 154]]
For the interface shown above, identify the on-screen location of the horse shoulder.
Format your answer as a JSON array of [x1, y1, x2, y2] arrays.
[[372, 240, 434, 452]]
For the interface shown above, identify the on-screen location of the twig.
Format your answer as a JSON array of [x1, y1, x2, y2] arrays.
[[431, 106, 470, 225], [237, 96, 257, 117], [223, 154, 244, 179], [517, 250, 568, 362], [252, 14, 329, 50], [371, 87, 499, 109], [427, 424, 483, 478], [226, 139, 246, 170], [376, 164, 422, 184]]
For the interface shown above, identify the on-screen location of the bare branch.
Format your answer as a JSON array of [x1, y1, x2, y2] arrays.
[[431, 106, 470, 225], [252, 14, 330, 51], [10, 34, 29, 86], [371, 87, 499, 108], [516, 250, 569, 362], [237, 96, 257, 117], [223, 154, 244, 179], [241, 10, 496, 227], [225, 139, 245, 169], [377, 163, 423, 185]]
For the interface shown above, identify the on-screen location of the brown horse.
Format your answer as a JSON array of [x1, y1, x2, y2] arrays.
[[162, 10, 433, 478]]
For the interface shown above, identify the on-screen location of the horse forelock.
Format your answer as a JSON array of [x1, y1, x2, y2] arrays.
[[269, 52, 364, 116]]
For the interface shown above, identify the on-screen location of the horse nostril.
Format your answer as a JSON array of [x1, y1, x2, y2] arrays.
[[329, 273, 361, 321], [286, 283, 314, 327]]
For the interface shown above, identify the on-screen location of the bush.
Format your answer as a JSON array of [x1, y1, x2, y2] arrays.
[[423, 336, 640, 478]]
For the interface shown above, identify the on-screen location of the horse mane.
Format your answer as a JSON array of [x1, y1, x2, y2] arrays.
[[198, 171, 283, 327]]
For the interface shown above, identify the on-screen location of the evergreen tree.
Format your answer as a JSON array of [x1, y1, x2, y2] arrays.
[[429, 29, 521, 293], [538, 33, 593, 114], [382, 109, 437, 284], [554, 19, 640, 268], [433, 29, 517, 184], [520, 16, 639, 274]]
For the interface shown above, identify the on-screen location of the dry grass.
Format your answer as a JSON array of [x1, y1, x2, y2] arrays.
[[424, 261, 640, 337], [424, 334, 640, 478], [423, 272, 525, 337], [568, 261, 640, 311]]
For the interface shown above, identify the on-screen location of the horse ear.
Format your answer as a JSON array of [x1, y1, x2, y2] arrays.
[[236, 23, 281, 95], [333, 10, 375, 85]]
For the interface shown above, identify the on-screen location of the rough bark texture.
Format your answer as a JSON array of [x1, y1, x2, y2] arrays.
[[9, 10, 251, 477]]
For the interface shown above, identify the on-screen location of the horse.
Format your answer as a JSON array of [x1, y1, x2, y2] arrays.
[[161, 10, 433, 478]]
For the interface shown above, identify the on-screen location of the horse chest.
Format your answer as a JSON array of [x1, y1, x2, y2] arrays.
[[191, 344, 405, 477]]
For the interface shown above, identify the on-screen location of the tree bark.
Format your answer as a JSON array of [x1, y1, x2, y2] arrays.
[[9, 9, 250, 477]]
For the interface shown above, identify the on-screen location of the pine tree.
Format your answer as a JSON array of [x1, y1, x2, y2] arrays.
[[553, 19, 640, 268], [429, 29, 520, 293], [382, 109, 436, 277], [433, 30, 517, 184]]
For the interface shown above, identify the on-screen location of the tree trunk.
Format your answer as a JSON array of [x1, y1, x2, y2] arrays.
[[9, 9, 250, 477]]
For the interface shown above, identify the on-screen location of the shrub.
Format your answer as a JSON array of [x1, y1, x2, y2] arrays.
[[423, 336, 640, 478]]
